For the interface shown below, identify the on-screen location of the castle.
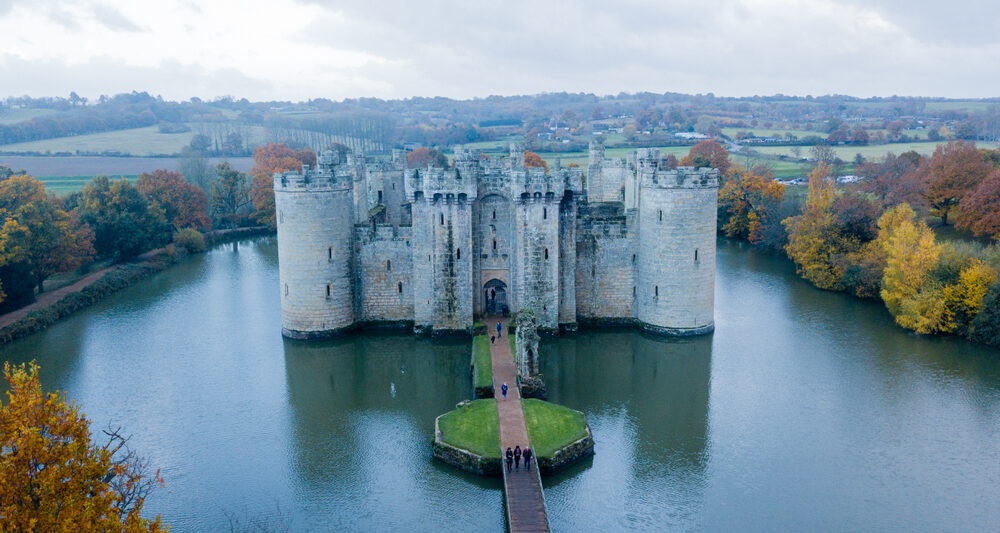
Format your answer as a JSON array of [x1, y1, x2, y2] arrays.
[[273, 142, 719, 338]]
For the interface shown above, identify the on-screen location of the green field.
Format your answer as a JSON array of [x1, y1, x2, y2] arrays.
[[472, 335, 492, 389], [38, 175, 137, 196], [438, 399, 501, 458], [749, 141, 999, 162], [0, 126, 197, 156], [522, 399, 589, 458]]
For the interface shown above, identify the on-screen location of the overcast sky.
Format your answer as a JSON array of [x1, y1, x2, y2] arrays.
[[1, 0, 998, 102]]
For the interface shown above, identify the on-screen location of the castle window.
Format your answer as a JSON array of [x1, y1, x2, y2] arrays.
[[543, 207, 547, 219], [284, 283, 288, 296], [386, 260, 391, 271], [326, 284, 331, 298], [493, 239, 497, 250], [440, 213, 444, 225], [695, 249, 699, 261], [392, 183, 395, 190], [591, 266, 595, 277], [633, 286, 636, 297], [658, 210, 663, 222], [457, 248, 461, 259], [398, 282, 403, 294], [329, 247, 332, 260], [544, 248, 549, 260], [632, 254, 636, 264], [492, 210, 496, 220], [377, 190, 383, 203], [655, 285, 659, 297]]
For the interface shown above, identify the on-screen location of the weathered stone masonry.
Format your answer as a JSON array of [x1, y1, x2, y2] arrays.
[[274, 144, 718, 338]]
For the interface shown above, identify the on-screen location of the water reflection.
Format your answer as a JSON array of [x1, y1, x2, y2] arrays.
[[281, 334, 503, 531], [540, 332, 711, 530]]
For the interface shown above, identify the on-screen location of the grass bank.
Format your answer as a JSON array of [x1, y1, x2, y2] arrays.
[[437, 399, 501, 458], [522, 399, 589, 458], [472, 335, 492, 390]]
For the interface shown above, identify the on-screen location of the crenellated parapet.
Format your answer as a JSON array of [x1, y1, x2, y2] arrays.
[[512, 166, 565, 203], [405, 167, 477, 204]]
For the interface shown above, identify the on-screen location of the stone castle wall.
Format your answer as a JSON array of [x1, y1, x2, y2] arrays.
[[354, 224, 414, 322], [274, 173, 355, 337], [636, 166, 718, 334], [574, 204, 636, 323]]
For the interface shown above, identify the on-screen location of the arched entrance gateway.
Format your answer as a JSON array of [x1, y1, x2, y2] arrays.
[[483, 279, 508, 315]]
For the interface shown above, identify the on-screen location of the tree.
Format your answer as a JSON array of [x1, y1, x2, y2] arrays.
[[783, 163, 851, 290], [0, 175, 94, 302], [179, 146, 212, 192], [622, 124, 638, 141], [877, 204, 949, 333], [717, 165, 784, 243], [248, 144, 316, 227], [917, 141, 992, 225], [810, 144, 836, 165], [0, 362, 166, 532], [210, 163, 251, 229], [680, 140, 732, 176], [136, 170, 210, 231], [523, 151, 548, 171], [956, 169, 1000, 239], [406, 147, 448, 169], [77, 177, 169, 260], [849, 126, 869, 145], [969, 282, 1000, 346]]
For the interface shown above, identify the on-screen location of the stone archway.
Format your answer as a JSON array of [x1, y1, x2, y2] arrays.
[[483, 279, 508, 316]]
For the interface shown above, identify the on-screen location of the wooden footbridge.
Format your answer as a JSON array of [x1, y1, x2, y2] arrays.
[[488, 317, 550, 533]]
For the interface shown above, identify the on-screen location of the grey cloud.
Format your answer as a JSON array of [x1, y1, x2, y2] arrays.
[[91, 3, 142, 32]]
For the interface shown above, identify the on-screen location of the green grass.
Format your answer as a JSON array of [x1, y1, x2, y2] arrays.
[[509, 333, 516, 359], [0, 126, 197, 156], [472, 335, 493, 389], [38, 175, 137, 196], [749, 141, 999, 162], [437, 399, 501, 458], [522, 399, 589, 458]]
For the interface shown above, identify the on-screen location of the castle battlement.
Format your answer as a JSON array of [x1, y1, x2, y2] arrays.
[[640, 166, 719, 189], [405, 167, 476, 202]]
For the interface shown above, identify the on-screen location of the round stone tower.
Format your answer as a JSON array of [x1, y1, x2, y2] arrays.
[[636, 156, 719, 335], [274, 152, 355, 338]]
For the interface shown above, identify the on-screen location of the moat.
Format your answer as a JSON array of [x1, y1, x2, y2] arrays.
[[1, 236, 999, 531]]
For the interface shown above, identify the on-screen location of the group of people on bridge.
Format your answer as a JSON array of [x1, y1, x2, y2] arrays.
[[505, 445, 532, 472]]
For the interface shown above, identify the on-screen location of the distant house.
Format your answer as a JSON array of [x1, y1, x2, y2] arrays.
[[675, 132, 708, 140]]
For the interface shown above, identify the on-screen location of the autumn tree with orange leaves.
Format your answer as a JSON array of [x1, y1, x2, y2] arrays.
[[956, 169, 1000, 239], [249, 143, 316, 228], [137, 170, 211, 231], [916, 141, 992, 225], [718, 165, 784, 243], [680, 140, 732, 177], [524, 150, 548, 171], [0, 362, 166, 532]]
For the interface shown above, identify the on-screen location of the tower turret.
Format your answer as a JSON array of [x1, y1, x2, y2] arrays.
[[274, 150, 356, 338], [635, 162, 718, 335]]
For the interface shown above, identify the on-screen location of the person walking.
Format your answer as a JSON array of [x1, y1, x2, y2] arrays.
[[501, 382, 508, 399], [523, 447, 532, 471], [514, 445, 522, 470], [496, 321, 502, 338], [505, 447, 513, 472]]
